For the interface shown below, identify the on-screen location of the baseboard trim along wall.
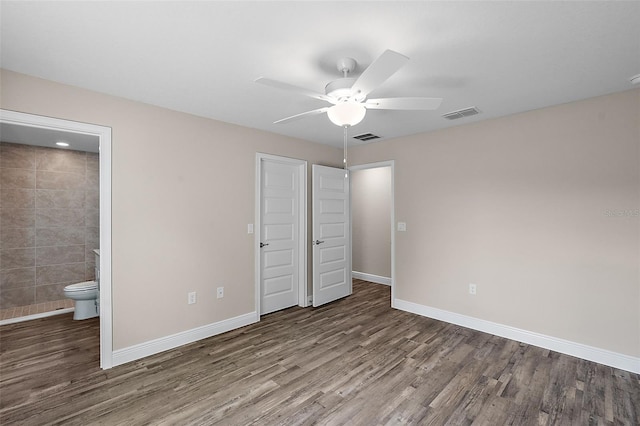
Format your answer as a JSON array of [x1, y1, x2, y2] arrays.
[[352, 271, 391, 286], [112, 311, 259, 367], [393, 298, 640, 374]]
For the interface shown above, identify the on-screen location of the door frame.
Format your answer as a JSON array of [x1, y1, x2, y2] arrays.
[[255, 153, 308, 315], [0, 109, 113, 369], [348, 160, 396, 304]]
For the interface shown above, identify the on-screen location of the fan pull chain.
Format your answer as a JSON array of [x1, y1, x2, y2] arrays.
[[343, 125, 348, 178]]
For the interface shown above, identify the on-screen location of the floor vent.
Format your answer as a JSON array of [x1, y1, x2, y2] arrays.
[[442, 106, 480, 120], [353, 133, 381, 142]]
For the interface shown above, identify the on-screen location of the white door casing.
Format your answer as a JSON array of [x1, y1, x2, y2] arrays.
[[256, 154, 307, 315], [312, 165, 352, 307], [0, 109, 113, 369]]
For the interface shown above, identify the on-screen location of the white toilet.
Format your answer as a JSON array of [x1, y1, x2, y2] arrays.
[[63, 281, 99, 320]]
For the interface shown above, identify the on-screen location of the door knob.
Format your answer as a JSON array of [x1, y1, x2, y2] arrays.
[[313, 240, 325, 245], [260, 242, 269, 248]]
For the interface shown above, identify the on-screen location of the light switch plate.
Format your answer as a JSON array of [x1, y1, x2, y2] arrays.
[[397, 222, 407, 232], [247, 224, 254, 234]]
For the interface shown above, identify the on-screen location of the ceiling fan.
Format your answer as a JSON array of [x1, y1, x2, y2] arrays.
[[255, 49, 443, 127]]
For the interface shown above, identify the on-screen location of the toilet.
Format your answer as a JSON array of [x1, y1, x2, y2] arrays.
[[63, 281, 99, 320]]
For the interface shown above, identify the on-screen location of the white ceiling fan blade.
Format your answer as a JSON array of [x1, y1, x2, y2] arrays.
[[365, 97, 443, 110], [255, 77, 335, 103], [273, 107, 330, 124], [350, 50, 409, 98]]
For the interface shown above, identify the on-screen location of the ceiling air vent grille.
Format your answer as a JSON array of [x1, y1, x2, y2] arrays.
[[353, 133, 381, 142], [442, 106, 480, 120]]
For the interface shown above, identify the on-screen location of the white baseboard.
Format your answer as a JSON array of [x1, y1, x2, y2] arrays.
[[0, 307, 74, 326], [112, 311, 259, 367], [393, 298, 640, 374], [352, 271, 391, 286]]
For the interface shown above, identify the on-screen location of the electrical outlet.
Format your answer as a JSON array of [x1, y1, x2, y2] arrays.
[[188, 291, 197, 304], [469, 283, 477, 295], [397, 222, 407, 232], [217, 287, 224, 299]]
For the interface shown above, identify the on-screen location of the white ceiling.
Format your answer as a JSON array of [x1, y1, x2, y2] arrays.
[[1, 1, 639, 148]]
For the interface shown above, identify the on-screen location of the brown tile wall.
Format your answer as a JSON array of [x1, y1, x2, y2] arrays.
[[0, 142, 99, 309]]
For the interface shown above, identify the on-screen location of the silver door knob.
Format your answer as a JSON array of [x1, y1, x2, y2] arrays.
[[312, 240, 325, 245]]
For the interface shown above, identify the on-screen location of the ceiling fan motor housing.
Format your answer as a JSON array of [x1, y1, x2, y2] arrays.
[[325, 78, 357, 101], [325, 78, 366, 102], [324, 57, 366, 103]]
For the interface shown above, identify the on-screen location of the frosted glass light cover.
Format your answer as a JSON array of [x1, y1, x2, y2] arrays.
[[327, 102, 366, 127]]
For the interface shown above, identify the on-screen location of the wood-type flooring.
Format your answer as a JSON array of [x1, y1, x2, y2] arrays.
[[1, 279, 638, 425]]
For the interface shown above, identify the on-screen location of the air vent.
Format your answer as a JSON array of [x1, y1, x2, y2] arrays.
[[442, 107, 480, 120], [353, 133, 381, 142]]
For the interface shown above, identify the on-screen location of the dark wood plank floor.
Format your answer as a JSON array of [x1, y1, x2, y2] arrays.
[[1, 279, 638, 425]]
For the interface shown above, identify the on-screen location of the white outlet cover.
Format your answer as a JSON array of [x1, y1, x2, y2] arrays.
[[397, 222, 407, 232]]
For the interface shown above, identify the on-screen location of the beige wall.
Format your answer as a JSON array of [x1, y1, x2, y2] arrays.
[[0, 69, 342, 349], [3, 68, 638, 359], [351, 167, 391, 278], [350, 89, 640, 357], [1, 143, 99, 309]]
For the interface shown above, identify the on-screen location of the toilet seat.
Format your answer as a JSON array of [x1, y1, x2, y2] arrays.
[[64, 281, 97, 292]]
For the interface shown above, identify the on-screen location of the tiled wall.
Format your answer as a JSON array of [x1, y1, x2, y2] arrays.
[[0, 142, 99, 309]]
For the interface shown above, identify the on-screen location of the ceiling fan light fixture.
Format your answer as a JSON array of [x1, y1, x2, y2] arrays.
[[257, 50, 442, 127], [327, 102, 366, 127]]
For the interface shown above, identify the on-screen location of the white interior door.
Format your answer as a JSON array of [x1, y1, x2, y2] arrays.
[[312, 165, 351, 307], [259, 158, 301, 314]]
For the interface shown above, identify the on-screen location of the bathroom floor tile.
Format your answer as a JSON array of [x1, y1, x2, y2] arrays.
[[0, 299, 73, 321]]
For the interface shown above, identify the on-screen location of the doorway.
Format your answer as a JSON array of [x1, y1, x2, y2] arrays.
[[0, 109, 113, 369], [349, 161, 395, 303]]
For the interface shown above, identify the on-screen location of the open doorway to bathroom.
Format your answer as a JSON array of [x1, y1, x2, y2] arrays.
[[0, 128, 99, 321], [0, 110, 112, 369]]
